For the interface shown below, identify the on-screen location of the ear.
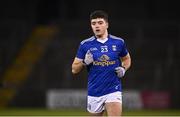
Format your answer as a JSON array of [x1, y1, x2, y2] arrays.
[[106, 22, 109, 29]]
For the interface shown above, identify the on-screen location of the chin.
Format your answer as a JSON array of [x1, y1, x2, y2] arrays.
[[95, 33, 102, 37], [96, 35, 102, 38]]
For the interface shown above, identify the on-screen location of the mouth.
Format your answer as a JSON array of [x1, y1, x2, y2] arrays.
[[95, 29, 100, 32]]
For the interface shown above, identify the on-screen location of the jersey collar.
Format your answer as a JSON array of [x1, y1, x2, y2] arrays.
[[96, 37, 108, 44]]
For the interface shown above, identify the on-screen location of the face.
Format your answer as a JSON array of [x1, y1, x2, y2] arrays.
[[91, 18, 108, 38]]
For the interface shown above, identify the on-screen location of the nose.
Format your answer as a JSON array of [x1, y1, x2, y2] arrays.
[[95, 24, 99, 28]]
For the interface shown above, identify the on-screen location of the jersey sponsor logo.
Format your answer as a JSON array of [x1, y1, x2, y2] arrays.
[[98, 54, 109, 61], [93, 54, 116, 67]]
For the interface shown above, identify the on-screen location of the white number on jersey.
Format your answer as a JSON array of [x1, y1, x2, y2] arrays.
[[101, 46, 108, 53]]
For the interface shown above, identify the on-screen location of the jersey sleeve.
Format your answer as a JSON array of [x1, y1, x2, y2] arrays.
[[76, 43, 86, 59], [119, 41, 128, 57]]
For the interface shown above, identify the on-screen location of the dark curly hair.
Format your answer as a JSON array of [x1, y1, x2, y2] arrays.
[[90, 10, 108, 22]]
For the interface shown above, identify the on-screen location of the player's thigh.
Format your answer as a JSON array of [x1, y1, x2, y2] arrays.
[[104, 91, 122, 116], [105, 102, 122, 116]]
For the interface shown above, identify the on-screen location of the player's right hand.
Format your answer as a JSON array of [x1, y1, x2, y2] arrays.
[[83, 50, 94, 65]]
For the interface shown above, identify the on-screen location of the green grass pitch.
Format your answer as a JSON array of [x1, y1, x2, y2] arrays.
[[0, 108, 180, 116]]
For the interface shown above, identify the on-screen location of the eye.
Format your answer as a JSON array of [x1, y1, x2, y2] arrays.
[[91, 22, 96, 25], [98, 21, 104, 25]]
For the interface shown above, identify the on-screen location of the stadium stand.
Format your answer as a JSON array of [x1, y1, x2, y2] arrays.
[[0, 0, 180, 109]]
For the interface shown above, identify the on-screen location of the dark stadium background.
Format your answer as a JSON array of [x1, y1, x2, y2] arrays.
[[0, 0, 180, 115]]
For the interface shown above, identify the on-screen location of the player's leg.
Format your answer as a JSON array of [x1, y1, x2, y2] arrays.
[[104, 91, 122, 116], [105, 102, 122, 116]]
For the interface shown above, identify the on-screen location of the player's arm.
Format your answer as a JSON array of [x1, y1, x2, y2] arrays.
[[115, 53, 131, 78], [72, 57, 84, 74], [120, 53, 131, 71]]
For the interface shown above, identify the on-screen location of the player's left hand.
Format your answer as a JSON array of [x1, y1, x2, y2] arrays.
[[115, 66, 126, 78]]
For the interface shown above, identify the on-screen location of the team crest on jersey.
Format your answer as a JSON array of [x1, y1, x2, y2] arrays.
[[112, 45, 117, 51]]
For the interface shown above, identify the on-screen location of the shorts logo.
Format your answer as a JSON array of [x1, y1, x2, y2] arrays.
[[117, 98, 121, 100]]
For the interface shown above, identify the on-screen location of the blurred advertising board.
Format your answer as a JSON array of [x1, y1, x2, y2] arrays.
[[141, 91, 170, 109], [123, 90, 143, 109], [46, 89, 86, 109], [46, 89, 170, 109]]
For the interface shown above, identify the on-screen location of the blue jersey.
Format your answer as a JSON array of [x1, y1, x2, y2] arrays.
[[76, 34, 129, 96]]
